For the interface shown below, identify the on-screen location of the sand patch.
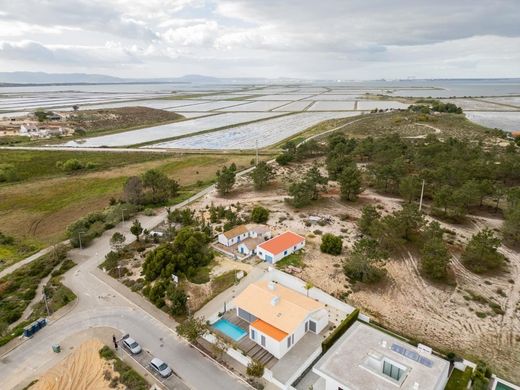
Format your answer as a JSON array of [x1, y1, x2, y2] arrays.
[[31, 339, 120, 390]]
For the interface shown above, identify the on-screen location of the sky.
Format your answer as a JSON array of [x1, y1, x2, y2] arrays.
[[0, 0, 519, 80]]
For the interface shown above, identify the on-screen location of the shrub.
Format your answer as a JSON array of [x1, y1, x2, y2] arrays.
[[251, 206, 269, 224], [320, 233, 343, 255], [322, 309, 359, 352], [246, 360, 265, 377]]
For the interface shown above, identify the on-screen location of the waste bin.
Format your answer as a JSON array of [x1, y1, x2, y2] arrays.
[[52, 344, 61, 353]]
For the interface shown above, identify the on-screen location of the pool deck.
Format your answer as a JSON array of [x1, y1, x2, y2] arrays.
[[217, 311, 277, 368]]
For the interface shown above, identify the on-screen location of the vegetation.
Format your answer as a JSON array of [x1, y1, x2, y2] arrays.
[[251, 161, 274, 190], [471, 362, 491, 390], [216, 163, 237, 195], [176, 316, 208, 343], [287, 164, 327, 208], [275, 252, 304, 270], [124, 169, 179, 205], [338, 165, 362, 201], [320, 233, 343, 255], [130, 219, 143, 241], [0, 163, 17, 182], [246, 360, 265, 377], [344, 238, 387, 283], [56, 158, 96, 173], [420, 222, 451, 280], [462, 229, 506, 273], [251, 205, 269, 224], [322, 309, 359, 352], [444, 367, 473, 390], [408, 100, 463, 114], [275, 139, 325, 165], [0, 245, 69, 326], [99, 346, 149, 390]]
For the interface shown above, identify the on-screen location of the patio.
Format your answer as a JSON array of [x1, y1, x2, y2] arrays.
[[214, 310, 277, 368]]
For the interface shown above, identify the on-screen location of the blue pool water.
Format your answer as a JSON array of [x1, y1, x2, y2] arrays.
[[213, 319, 247, 341]]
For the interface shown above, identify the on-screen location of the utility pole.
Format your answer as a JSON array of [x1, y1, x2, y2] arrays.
[[419, 179, 425, 212], [255, 139, 259, 166], [43, 293, 51, 317], [78, 231, 83, 250]]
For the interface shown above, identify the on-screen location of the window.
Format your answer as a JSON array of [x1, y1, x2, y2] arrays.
[[383, 361, 403, 381], [261, 335, 266, 347], [284, 250, 288, 255], [251, 329, 256, 340], [305, 321, 309, 332], [309, 320, 316, 333], [238, 308, 256, 322], [287, 335, 292, 348]]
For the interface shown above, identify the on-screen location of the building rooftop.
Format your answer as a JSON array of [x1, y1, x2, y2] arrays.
[[257, 231, 305, 255], [314, 321, 449, 390], [234, 280, 324, 334], [221, 224, 249, 239], [239, 237, 265, 250]]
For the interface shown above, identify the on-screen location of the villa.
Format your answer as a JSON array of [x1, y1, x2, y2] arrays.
[[256, 231, 305, 264], [313, 321, 450, 390], [233, 280, 328, 359], [218, 224, 271, 248]]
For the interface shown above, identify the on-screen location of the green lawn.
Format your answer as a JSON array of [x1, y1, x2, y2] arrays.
[[275, 251, 305, 270], [444, 367, 473, 390]]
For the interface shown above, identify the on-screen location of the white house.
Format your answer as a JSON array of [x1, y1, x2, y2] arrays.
[[218, 224, 272, 248], [19, 123, 39, 136], [218, 225, 250, 247], [237, 237, 264, 256], [256, 231, 305, 264], [233, 280, 328, 359], [313, 321, 450, 390]]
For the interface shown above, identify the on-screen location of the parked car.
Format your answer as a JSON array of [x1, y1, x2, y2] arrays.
[[150, 357, 172, 378], [122, 336, 142, 354]]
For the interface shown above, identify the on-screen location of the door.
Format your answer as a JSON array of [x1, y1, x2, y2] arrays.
[[309, 320, 317, 333], [261, 335, 266, 347], [265, 254, 273, 263]]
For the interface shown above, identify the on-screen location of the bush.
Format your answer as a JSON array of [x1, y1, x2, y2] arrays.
[[322, 309, 359, 352], [251, 206, 269, 224], [0, 163, 17, 182], [246, 360, 265, 377], [320, 233, 343, 255]]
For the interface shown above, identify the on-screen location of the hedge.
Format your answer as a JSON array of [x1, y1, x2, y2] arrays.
[[322, 308, 359, 352]]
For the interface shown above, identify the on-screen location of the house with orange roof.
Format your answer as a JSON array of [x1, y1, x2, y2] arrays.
[[256, 231, 305, 264], [233, 280, 328, 359]]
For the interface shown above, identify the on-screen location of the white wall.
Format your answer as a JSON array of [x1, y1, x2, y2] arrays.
[[257, 240, 305, 264], [218, 232, 249, 247]]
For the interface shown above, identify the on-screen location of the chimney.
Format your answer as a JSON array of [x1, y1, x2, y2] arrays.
[[271, 296, 280, 306]]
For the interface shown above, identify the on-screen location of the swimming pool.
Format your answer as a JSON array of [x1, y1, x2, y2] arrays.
[[213, 319, 247, 341]]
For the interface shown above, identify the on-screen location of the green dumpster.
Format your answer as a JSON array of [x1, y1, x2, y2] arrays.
[[52, 344, 61, 353]]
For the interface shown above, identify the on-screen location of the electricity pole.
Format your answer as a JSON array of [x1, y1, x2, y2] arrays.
[[255, 139, 259, 165], [43, 293, 51, 317], [419, 179, 425, 212]]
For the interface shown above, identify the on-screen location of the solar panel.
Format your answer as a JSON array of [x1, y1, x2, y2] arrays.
[[391, 344, 433, 368]]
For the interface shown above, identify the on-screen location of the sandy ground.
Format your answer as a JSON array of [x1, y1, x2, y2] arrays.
[[30, 339, 120, 390], [191, 158, 520, 382]]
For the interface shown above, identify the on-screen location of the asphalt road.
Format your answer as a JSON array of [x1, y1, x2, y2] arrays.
[[0, 182, 250, 390]]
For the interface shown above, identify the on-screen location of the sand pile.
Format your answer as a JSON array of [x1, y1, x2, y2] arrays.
[[31, 339, 119, 390]]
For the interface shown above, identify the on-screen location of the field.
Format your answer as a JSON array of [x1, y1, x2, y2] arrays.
[[0, 152, 259, 247], [465, 111, 520, 131], [218, 100, 292, 112], [439, 98, 519, 111], [188, 154, 520, 382], [63, 112, 281, 147], [148, 112, 361, 150], [272, 101, 313, 111], [307, 101, 356, 111]]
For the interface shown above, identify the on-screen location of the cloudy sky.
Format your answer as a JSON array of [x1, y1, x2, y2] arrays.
[[0, 0, 519, 80]]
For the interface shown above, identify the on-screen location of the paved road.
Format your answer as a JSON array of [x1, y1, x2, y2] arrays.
[[0, 182, 250, 389]]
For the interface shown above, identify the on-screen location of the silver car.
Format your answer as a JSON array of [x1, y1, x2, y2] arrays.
[[150, 357, 172, 378], [122, 337, 142, 354]]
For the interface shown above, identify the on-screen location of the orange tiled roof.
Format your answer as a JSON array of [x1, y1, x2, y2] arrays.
[[251, 319, 288, 341], [257, 231, 304, 255]]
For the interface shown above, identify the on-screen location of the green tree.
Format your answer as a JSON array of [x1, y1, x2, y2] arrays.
[[251, 205, 270, 223], [216, 164, 237, 195], [251, 161, 274, 190], [167, 284, 188, 316], [393, 204, 425, 241], [142, 169, 179, 204], [462, 228, 506, 273], [421, 222, 450, 280], [320, 233, 343, 255], [399, 176, 420, 203], [176, 316, 208, 343], [288, 179, 315, 208], [246, 360, 265, 378], [123, 176, 144, 205], [338, 165, 362, 201], [357, 205, 381, 236], [130, 219, 143, 241], [343, 238, 387, 283], [503, 206, 520, 246]]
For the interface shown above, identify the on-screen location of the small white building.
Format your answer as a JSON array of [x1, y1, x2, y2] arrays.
[[233, 280, 328, 359], [19, 123, 39, 136], [256, 231, 305, 264], [313, 321, 450, 390], [218, 225, 250, 247]]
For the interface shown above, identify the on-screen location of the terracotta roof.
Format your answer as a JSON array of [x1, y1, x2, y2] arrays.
[[222, 225, 249, 239], [233, 280, 324, 334], [257, 231, 305, 255], [251, 319, 288, 341]]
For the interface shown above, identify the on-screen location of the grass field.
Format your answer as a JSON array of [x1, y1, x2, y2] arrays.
[[0, 152, 262, 256]]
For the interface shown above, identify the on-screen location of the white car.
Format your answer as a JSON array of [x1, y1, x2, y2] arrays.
[[150, 357, 172, 378], [122, 337, 142, 354]]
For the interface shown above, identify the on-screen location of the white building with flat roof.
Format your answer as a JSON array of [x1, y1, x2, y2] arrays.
[[313, 321, 449, 390]]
